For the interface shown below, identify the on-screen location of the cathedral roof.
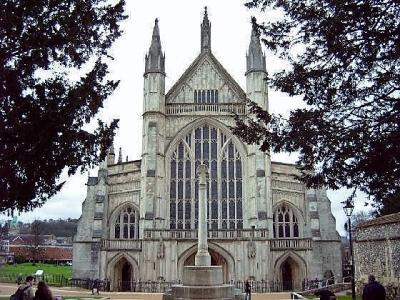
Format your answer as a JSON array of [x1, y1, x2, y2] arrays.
[[165, 7, 246, 103], [166, 50, 246, 103]]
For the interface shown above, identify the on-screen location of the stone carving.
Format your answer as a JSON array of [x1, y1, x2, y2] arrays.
[[247, 240, 256, 259], [157, 238, 165, 259]]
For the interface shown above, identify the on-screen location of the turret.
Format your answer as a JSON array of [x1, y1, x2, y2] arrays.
[[106, 143, 115, 166], [245, 22, 268, 110], [201, 7, 211, 52], [140, 18, 167, 234], [246, 22, 266, 74], [143, 19, 166, 113], [145, 19, 165, 75], [245, 22, 271, 232], [118, 147, 122, 164]]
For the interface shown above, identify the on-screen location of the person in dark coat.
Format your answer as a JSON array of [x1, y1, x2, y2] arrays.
[[92, 278, 100, 295], [315, 289, 336, 300], [362, 274, 386, 300], [34, 281, 53, 300], [244, 279, 251, 300]]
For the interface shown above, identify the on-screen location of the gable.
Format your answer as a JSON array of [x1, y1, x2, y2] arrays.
[[166, 52, 246, 104]]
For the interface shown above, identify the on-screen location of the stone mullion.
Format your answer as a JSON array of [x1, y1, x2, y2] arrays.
[[135, 210, 139, 239], [174, 153, 179, 229], [289, 210, 293, 238], [234, 150, 237, 229], [182, 155, 186, 229], [191, 130, 195, 230], [227, 148, 231, 229], [217, 128, 222, 229]]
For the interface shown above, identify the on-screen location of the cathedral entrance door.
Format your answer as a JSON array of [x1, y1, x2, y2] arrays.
[[113, 257, 134, 292], [281, 260, 293, 290], [121, 262, 132, 291]]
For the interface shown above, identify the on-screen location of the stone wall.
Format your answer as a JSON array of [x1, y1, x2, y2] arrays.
[[354, 214, 400, 299]]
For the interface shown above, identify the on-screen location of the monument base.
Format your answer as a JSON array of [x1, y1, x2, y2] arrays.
[[163, 266, 243, 300], [195, 250, 211, 266]]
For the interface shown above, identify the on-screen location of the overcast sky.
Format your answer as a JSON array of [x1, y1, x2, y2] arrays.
[[6, 0, 370, 235]]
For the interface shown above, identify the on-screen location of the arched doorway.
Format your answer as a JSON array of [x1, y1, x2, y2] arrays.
[[282, 260, 293, 290], [279, 257, 300, 291], [114, 257, 133, 291], [183, 248, 229, 282], [121, 262, 132, 291]]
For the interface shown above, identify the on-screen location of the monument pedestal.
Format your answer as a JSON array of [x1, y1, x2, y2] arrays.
[[163, 266, 243, 300]]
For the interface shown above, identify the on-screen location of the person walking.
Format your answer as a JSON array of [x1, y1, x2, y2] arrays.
[[245, 279, 251, 300], [362, 274, 386, 300], [34, 281, 53, 300], [14, 276, 34, 300], [315, 289, 336, 300], [92, 278, 100, 295]]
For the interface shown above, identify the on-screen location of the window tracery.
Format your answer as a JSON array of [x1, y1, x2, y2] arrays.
[[273, 204, 299, 238], [113, 206, 139, 239], [169, 125, 243, 229]]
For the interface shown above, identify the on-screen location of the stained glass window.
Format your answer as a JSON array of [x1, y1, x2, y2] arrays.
[[113, 206, 139, 239], [273, 205, 300, 238], [169, 125, 243, 229]]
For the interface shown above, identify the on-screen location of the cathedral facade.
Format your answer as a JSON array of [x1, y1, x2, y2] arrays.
[[73, 10, 342, 292]]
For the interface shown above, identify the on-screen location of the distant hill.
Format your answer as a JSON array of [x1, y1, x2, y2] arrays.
[[19, 219, 78, 238]]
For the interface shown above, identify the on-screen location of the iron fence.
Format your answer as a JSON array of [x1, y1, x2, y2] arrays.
[[104, 279, 297, 293]]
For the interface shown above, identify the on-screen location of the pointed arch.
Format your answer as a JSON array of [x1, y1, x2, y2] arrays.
[[108, 202, 140, 239], [166, 118, 247, 230], [165, 117, 248, 159], [107, 252, 139, 291], [177, 242, 235, 281], [274, 251, 307, 291], [274, 250, 308, 279], [272, 201, 304, 238]]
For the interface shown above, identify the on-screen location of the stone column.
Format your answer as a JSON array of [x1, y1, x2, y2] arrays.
[[195, 164, 211, 266]]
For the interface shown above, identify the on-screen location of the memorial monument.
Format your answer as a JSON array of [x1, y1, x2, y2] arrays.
[[163, 164, 243, 300]]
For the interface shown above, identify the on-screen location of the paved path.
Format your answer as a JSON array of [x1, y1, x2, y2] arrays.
[[0, 283, 292, 300]]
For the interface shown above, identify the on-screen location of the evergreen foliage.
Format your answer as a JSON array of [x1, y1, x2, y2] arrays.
[[234, 0, 400, 207], [0, 0, 127, 212]]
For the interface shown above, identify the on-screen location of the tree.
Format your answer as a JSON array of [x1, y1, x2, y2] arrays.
[[234, 0, 400, 205], [0, 0, 127, 212], [372, 193, 400, 217], [28, 220, 44, 265], [344, 210, 372, 232]]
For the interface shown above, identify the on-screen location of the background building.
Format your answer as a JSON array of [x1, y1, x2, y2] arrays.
[[73, 10, 342, 292]]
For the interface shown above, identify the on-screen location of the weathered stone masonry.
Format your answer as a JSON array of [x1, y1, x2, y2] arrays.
[[73, 9, 342, 292]]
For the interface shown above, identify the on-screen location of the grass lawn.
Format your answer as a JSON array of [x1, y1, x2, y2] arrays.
[[0, 263, 72, 278]]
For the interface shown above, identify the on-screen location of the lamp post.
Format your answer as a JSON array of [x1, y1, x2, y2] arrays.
[[343, 200, 356, 300]]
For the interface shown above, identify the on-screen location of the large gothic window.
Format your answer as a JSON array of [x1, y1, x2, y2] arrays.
[[273, 204, 299, 238], [169, 125, 243, 230], [113, 206, 139, 239]]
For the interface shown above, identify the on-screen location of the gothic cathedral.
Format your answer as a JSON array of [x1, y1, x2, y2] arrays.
[[73, 9, 342, 291]]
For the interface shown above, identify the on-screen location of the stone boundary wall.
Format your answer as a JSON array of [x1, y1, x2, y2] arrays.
[[355, 213, 400, 300]]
